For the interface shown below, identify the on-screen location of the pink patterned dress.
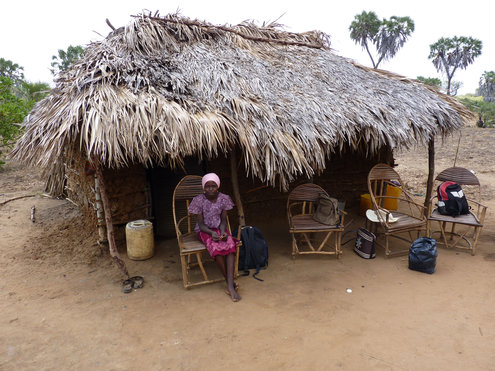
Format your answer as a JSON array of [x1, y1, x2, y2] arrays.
[[188, 192, 238, 258]]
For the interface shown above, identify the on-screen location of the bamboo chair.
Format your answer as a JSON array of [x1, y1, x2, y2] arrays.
[[426, 167, 487, 255], [367, 163, 427, 257], [287, 183, 345, 259], [172, 175, 240, 289]]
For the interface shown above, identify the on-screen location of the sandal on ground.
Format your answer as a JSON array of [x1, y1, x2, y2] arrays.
[[122, 276, 144, 293], [122, 279, 133, 293], [129, 276, 144, 289]]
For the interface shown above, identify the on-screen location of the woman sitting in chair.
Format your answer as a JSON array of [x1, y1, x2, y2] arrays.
[[188, 173, 241, 302]]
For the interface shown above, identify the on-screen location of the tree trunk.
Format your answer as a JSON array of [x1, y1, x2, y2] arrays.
[[424, 138, 435, 216], [95, 163, 129, 278], [229, 147, 246, 228]]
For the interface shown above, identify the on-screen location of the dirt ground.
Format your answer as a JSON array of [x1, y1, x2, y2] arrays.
[[1, 126, 495, 370]]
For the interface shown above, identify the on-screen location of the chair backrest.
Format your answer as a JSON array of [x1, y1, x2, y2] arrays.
[[435, 166, 481, 204], [173, 175, 204, 200], [367, 163, 401, 182], [172, 175, 203, 236], [287, 183, 329, 218], [287, 183, 327, 203], [435, 167, 480, 186], [172, 175, 236, 237], [367, 163, 405, 208]]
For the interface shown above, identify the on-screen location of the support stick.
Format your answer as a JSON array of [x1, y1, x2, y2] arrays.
[[95, 163, 129, 278], [424, 138, 435, 216], [94, 174, 108, 244], [229, 147, 246, 228]]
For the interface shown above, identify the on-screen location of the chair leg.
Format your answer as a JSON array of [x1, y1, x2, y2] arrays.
[[449, 228, 472, 250], [407, 231, 414, 243], [234, 244, 240, 278], [316, 231, 332, 252], [180, 255, 190, 289], [439, 221, 449, 248], [195, 252, 209, 281], [450, 223, 456, 241], [385, 236, 390, 258], [291, 235, 297, 259], [302, 233, 315, 251], [472, 226, 482, 256], [435, 221, 478, 254], [336, 231, 343, 258], [291, 230, 343, 258]]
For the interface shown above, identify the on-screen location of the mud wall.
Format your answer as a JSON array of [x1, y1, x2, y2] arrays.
[[65, 145, 394, 242], [207, 145, 394, 227]]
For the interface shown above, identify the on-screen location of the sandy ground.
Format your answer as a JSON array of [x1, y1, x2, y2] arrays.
[[1, 126, 495, 370]]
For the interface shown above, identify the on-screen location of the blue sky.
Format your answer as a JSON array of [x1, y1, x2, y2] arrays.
[[2, 0, 492, 95]]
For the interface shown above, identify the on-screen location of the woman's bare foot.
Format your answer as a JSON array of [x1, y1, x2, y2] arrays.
[[224, 282, 239, 295], [228, 285, 241, 302]]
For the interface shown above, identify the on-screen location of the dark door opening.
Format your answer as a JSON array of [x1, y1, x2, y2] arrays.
[[148, 158, 205, 238]]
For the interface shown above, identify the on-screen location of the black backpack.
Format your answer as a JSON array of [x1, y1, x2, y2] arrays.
[[239, 226, 268, 281], [437, 181, 469, 217]]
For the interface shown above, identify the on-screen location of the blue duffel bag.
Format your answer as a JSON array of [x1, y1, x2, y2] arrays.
[[408, 237, 438, 274]]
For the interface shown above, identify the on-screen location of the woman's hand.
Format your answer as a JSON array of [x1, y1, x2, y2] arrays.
[[211, 231, 220, 241], [219, 231, 228, 241], [218, 210, 228, 241]]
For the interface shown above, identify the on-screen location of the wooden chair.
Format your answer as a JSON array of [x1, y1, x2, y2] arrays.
[[367, 163, 427, 257], [172, 175, 240, 289], [287, 183, 345, 259], [426, 167, 487, 255]]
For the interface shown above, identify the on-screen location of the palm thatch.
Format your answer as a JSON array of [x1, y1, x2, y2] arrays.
[[11, 12, 473, 190]]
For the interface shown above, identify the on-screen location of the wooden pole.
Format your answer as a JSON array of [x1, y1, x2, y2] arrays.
[[424, 137, 435, 216], [95, 163, 129, 278], [229, 147, 246, 228], [94, 174, 108, 244], [453, 133, 462, 167]]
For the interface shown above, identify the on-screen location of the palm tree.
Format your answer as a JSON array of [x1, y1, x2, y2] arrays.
[[479, 71, 495, 102], [429, 36, 482, 96], [349, 11, 414, 69]]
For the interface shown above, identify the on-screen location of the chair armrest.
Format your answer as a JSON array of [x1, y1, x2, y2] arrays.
[[288, 201, 306, 215], [235, 225, 243, 245], [467, 198, 487, 209], [339, 210, 346, 227], [400, 198, 427, 214], [402, 198, 427, 209], [375, 207, 400, 224], [287, 201, 305, 226], [175, 215, 192, 236], [478, 204, 488, 224], [428, 194, 438, 203], [466, 198, 488, 223]]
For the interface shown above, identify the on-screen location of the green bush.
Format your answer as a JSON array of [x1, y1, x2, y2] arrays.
[[0, 77, 31, 169], [459, 95, 495, 128]]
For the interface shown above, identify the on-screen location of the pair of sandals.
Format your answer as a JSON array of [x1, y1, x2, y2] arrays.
[[122, 276, 144, 293]]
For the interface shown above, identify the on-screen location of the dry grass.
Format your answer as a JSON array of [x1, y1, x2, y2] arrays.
[[11, 12, 473, 190]]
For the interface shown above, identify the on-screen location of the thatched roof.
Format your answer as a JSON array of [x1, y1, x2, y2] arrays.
[[11, 13, 473, 189]]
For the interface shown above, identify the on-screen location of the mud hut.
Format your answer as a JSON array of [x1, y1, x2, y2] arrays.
[[11, 13, 472, 269]]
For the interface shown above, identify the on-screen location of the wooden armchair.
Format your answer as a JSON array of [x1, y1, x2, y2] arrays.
[[426, 167, 487, 255], [172, 175, 240, 289], [367, 163, 427, 257], [287, 183, 345, 259]]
